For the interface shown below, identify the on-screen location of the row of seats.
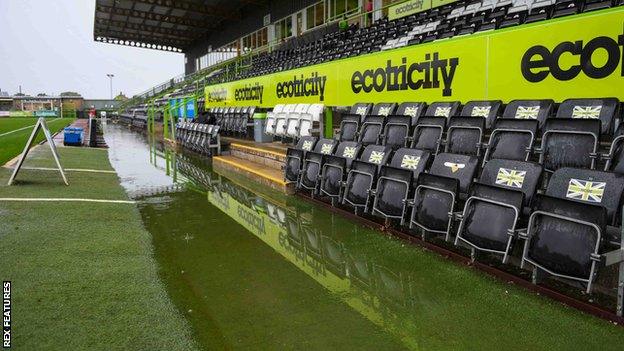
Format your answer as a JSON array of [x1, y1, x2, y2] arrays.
[[206, 106, 256, 137], [283, 99, 624, 295], [206, 0, 621, 85], [265, 103, 325, 141], [175, 122, 221, 155]]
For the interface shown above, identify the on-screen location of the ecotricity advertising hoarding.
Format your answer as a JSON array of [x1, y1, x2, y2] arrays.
[[205, 8, 624, 108]]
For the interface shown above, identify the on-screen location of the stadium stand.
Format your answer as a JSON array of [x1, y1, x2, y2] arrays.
[[107, 0, 624, 319], [282, 98, 624, 298]]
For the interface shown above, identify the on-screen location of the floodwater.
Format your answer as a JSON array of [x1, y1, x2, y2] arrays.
[[103, 124, 624, 350]]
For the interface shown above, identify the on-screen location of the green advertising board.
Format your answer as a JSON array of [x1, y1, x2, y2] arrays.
[[205, 8, 624, 107]]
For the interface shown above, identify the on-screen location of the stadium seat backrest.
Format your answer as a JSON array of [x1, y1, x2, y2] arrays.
[[305, 103, 325, 122], [425, 101, 461, 118], [446, 116, 485, 156], [396, 102, 426, 125], [429, 153, 480, 193], [350, 103, 373, 117], [526, 193, 607, 282], [388, 148, 431, 177], [502, 100, 554, 129], [461, 100, 502, 129], [541, 119, 601, 172], [359, 144, 393, 167], [556, 98, 620, 135], [295, 136, 318, 152], [411, 116, 447, 153], [313, 138, 339, 155], [486, 119, 539, 162], [339, 114, 361, 142], [382, 116, 411, 150], [545, 167, 624, 225], [334, 141, 362, 168], [371, 103, 398, 116], [285, 148, 305, 182], [479, 159, 542, 205], [358, 116, 386, 146]]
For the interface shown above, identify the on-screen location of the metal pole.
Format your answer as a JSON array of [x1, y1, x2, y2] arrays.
[[106, 74, 114, 100]]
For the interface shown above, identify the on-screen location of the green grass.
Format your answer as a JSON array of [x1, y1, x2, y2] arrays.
[[0, 117, 75, 166], [0, 147, 198, 350], [0, 117, 42, 134], [0, 118, 74, 165]]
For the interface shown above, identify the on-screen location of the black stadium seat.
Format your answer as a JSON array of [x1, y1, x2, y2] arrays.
[[342, 145, 392, 213], [371, 102, 397, 116], [381, 115, 411, 150], [445, 116, 485, 156], [395, 102, 426, 126], [284, 136, 318, 183], [410, 116, 447, 154], [371, 148, 431, 222], [556, 98, 620, 136], [424, 101, 461, 118], [409, 153, 479, 240], [521, 168, 624, 292], [460, 100, 502, 129], [502, 99, 554, 129], [483, 119, 539, 163], [358, 116, 386, 146], [338, 114, 362, 142], [455, 159, 543, 262], [298, 138, 338, 193], [350, 102, 374, 117], [319, 141, 363, 204], [538, 119, 601, 172], [605, 132, 624, 174]]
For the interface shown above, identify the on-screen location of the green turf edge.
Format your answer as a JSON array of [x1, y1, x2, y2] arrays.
[[0, 147, 199, 351]]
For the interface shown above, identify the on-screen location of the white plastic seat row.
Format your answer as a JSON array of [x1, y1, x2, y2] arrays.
[[265, 103, 325, 139]]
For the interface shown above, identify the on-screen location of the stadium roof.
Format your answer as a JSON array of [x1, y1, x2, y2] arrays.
[[93, 0, 266, 52]]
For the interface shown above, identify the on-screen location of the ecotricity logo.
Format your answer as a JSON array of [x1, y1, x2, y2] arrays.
[[351, 53, 460, 97], [208, 88, 227, 102], [276, 72, 327, 101], [393, 0, 425, 16], [235, 83, 264, 104], [521, 30, 624, 82]]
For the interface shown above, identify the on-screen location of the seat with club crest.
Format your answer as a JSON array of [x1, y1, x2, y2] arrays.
[[298, 138, 339, 193], [455, 159, 543, 262], [342, 145, 393, 213], [409, 153, 480, 240], [319, 142, 363, 204], [521, 168, 624, 293], [284, 136, 318, 183], [371, 148, 431, 222]]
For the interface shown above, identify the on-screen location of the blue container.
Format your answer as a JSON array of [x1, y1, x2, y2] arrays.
[[63, 127, 83, 145]]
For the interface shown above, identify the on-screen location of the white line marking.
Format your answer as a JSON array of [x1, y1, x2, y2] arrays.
[[4, 166, 116, 174], [0, 198, 135, 204], [0, 118, 62, 137]]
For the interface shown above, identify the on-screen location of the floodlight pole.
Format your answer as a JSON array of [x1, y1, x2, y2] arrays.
[[106, 74, 114, 100]]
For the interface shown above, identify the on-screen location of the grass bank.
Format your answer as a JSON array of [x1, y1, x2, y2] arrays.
[[0, 117, 75, 166], [0, 146, 197, 350]]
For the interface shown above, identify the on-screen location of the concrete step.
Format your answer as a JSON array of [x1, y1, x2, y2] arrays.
[[212, 155, 293, 194], [226, 142, 287, 171]]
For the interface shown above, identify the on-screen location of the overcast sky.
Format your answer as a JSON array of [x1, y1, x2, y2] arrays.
[[0, 0, 184, 99]]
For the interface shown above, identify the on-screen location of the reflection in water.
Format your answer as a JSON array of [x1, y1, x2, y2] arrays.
[[104, 125, 623, 350]]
